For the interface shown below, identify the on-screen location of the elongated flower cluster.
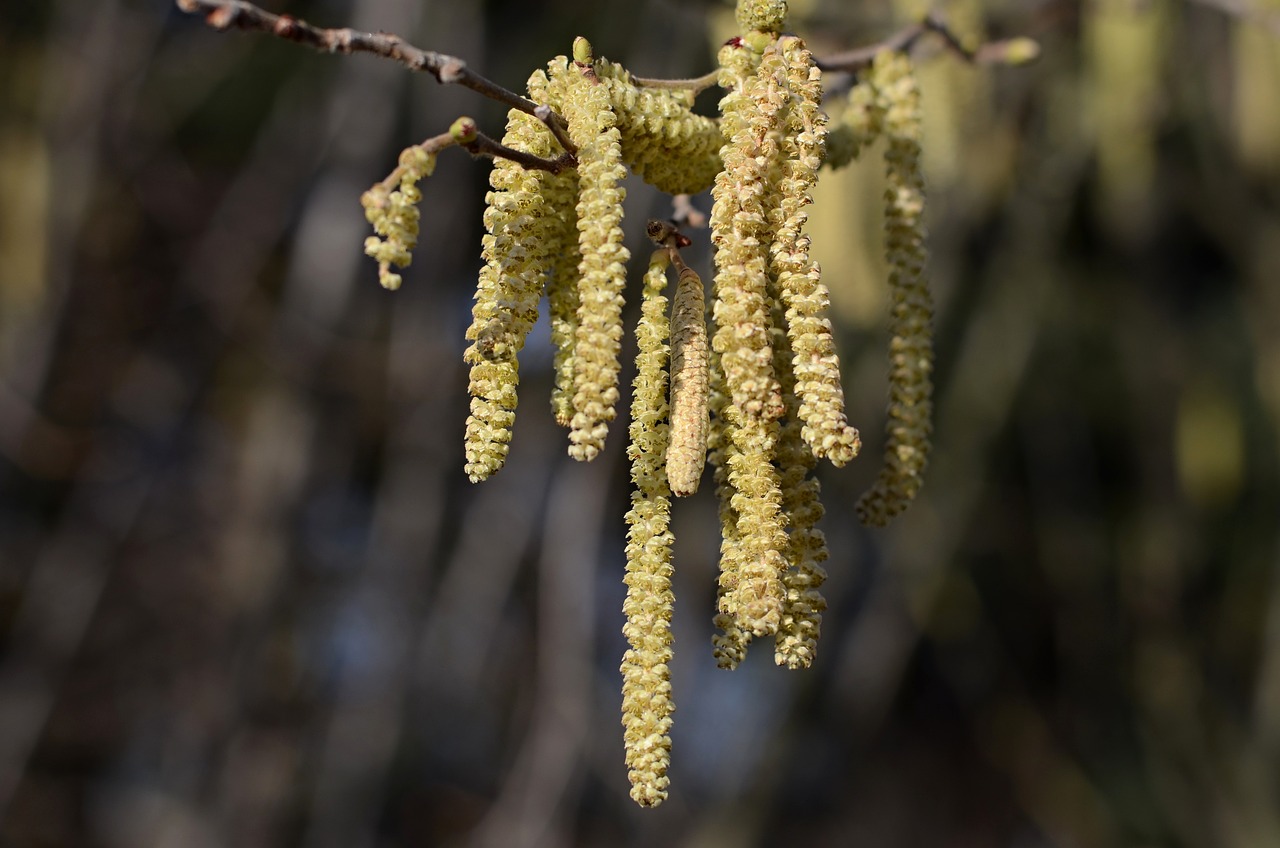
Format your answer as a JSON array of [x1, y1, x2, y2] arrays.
[[361, 144, 437, 291], [851, 51, 935, 526], [621, 252, 676, 807], [356, 2, 945, 808]]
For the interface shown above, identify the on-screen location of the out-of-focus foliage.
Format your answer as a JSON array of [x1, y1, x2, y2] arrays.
[[1, 0, 1279, 845]]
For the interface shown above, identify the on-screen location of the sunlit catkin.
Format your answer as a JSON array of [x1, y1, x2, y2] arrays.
[[361, 144, 436, 291], [857, 51, 934, 526], [463, 94, 566, 482], [621, 251, 675, 808], [667, 264, 709, 496], [555, 39, 630, 462], [773, 36, 861, 467], [525, 65, 583, 428], [707, 350, 752, 669], [710, 38, 784, 424], [770, 321, 829, 669], [596, 61, 722, 195]]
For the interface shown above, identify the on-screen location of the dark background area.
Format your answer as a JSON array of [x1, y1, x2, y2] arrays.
[[1, 0, 1279, 845]]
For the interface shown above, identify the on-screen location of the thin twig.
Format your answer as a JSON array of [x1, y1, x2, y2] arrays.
[[173, 0, 577, 154], [632, 68, 722, 94], [816, 13, 1032, 73]]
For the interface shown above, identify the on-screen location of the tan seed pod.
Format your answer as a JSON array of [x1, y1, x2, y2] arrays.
[[667, 265, 709, 496]]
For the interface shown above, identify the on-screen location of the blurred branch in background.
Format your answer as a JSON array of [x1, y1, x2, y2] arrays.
[[0, 0, 1279, 845]]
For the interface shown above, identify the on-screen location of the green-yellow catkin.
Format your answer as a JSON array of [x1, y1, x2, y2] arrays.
[[595, 61, 722, 195], [463, 84, 568, 482], [528, 63, 582, 428], [736, 0, 789, 33], [667, 265, 709, 497], [724, 403, 788, 638], [361, 145, 436, 291], [773, 36, 861, 467], [707, 350, 752, 669], [824, 75, 883, 170], [770, 320, 829, 669], [621, 251, 675, 808], [857, 51, 934, 526], [710, 39, 784, 423], [553, 41, 631, 462]]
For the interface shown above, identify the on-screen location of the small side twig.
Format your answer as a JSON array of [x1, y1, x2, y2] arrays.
[[373, 123, 574, 191], [817, 13, 1039, 73], [174, 0, 577, 155], [632, 68, 722, 95]]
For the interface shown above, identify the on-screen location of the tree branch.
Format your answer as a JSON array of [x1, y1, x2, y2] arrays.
[[816, 13, 1039, 73], [173, 0, 577, 155]]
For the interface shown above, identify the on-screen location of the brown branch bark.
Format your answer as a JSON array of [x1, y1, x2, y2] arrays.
[[173, 0, 577, 155]]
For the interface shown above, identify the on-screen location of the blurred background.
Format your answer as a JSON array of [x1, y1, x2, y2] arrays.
[[1, 0, 1279, 845]]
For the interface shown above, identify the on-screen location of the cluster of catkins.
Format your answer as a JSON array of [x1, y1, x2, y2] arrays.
[[361, 0, 933, 809]]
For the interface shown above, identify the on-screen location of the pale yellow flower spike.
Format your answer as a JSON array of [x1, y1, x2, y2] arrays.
[[770, 320, 830, 670], [736, 0, 789, 33], [707, 350, 752, 669], [667, 264, 709, 497], [463, 80, 568, 483], [824, 75, 883, 171], [361, 145, 436, 291], [554, 39, 631, 462], [710, 38, 784, 424], [533, 62, 583, 428], [595, 61, 722, 195], [621, 251, 675, 808], [857, 51, 934, 526], [773, 36, 861, 466]]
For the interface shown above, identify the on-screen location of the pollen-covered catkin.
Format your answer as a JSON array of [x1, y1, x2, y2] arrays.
[[770, 321, 829, 669], [621, 251, 675, 808], [595, 61, 722, 195], [361, 145, 436, 291], [463, 86, 567, 482], [772, 36, 861, 466], [710, 39, 784, 423], [553, 40, 631, 462], [667, 265, 709, 496], [857, 51, 934, 526], [707, 351, 752, 668], [824, 75, 883, 170], [524, 65, 583, 428]]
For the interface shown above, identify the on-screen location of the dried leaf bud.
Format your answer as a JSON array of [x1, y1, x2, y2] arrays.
[[668, 266, 709, 496]]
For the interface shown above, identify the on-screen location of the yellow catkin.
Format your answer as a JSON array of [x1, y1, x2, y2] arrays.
[[523, 63, 583, 428], [710, 39, 785, 423], [770, 320, 829, 669], [462, 79, 567, 482], [824, 75, 883, 170], [551, 41, 631, 462], [857, 52, 934, 526], [667, 265, 709, 496], [361, 145, 436, 291], [772, 36, 861, 466], [724, 402, 788, 638], [621, 251, 675, 808], [707, 350, 752, 668], [595, 61, 723, 195]]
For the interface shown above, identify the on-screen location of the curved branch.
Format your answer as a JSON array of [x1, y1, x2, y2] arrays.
[[173, 0, 577, 154]]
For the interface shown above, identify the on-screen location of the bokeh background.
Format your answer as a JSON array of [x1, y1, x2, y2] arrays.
[[2, 0, 1279, 845]]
